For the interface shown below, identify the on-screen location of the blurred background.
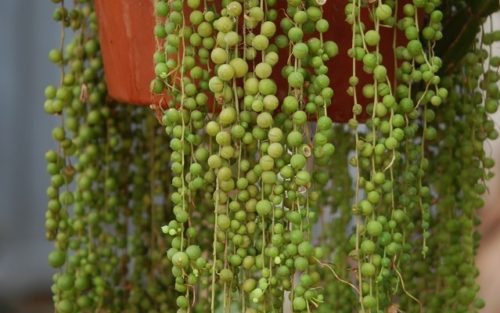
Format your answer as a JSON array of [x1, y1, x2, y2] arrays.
[[0, 1, 499, 312], [0, 1, 59, 312]]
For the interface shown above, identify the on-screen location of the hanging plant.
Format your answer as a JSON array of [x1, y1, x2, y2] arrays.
[[44, 0, 500, 313], [44, 1, 176, 312]]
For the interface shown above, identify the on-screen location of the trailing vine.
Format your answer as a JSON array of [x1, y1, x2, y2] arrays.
[[44, 0, 500, 312]]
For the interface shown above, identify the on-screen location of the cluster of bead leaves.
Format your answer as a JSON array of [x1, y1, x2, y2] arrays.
[[151, 0, 500, 312], [44, 0, 500, 313], [45, 0, 176, 312], [153, 0, 339, 312]]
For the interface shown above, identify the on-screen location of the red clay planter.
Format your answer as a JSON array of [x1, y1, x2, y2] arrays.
[[94, 0, 159, 105], [95, 0, 411, 122]]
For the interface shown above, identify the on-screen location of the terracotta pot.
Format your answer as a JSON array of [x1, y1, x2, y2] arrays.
[[95, 0, 412, 123]]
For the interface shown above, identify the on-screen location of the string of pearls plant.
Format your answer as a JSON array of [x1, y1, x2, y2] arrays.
[[45, 0, 500, 312], [44, 1, 176, 312]]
